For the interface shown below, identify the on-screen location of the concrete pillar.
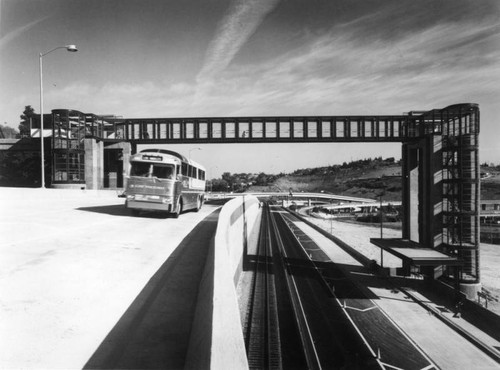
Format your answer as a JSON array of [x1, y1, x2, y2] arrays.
[[104, 142, 132, 190], [402, 135, 443, 248], [84, 138, 104, 190], [402, 141, 420, 242], [420, 134, 443, 248]]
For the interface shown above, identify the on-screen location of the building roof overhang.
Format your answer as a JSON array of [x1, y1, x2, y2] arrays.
[[370, 238, 463, 266]]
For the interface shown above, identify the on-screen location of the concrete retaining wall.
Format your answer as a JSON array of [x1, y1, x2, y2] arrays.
[[186, 195, 261, 370]]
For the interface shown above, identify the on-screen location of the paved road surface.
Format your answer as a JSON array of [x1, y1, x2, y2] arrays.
[[0, 188, 218, 369]]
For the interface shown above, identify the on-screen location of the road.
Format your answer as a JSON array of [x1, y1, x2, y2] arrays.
[[0, 188, 219, 369]]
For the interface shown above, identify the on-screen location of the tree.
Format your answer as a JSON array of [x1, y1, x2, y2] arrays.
[[255, 172, 269, 186], [19, 105, 35, 137], [0, 124, 19, 139]]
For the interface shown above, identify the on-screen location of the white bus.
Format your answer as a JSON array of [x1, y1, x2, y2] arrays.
[[125, 149, 206, 217]]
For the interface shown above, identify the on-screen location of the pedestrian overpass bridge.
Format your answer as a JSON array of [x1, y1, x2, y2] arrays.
[[4, 103, 481, 293]]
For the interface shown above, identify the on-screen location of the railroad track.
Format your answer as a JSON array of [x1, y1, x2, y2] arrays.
[[244, 203, 282, 370], [271, 206, 380, 369], [244, 203, 378, 369], [243, 203, 445, 369]]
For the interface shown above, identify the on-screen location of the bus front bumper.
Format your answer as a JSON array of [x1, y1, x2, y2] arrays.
[[126, 197, 174, 212]]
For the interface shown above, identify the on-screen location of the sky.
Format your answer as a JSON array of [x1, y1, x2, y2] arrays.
[[0, 0, 499, 177]]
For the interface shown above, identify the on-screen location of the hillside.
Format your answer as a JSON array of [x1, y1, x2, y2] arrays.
[[247, 159, 500, 202], [481, 167, 500, 199], [249, 158, 402, 201]]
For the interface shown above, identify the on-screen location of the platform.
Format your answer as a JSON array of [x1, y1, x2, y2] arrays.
[[370, 238, 463, 266]]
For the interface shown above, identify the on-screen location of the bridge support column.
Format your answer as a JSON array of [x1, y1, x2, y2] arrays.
[[402, 141, 419, 242], [402, 135, 443, 247], [83, 139, 132, 190], [84, 138, 104, 190]]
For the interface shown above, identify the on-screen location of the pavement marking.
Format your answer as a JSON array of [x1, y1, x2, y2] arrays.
[[334, 295, 384, 368], [379, 361, 406, 370], [421, 365, 438, 370], [374, 291, 439, 370], [343, 303, 378, 312]]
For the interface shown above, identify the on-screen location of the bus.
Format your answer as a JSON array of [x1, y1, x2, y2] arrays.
[[124, 149, 206, 217]]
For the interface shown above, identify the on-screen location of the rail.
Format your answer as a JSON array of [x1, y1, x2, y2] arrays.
[[244, 204, 281, 369]]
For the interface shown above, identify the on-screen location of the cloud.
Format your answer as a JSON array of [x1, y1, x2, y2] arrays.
[[26, 13, 497, 161], [41, 13, 499, 121], [0, 16, 48, 51], [30, 9, 497, 127], [196, 0, 280, 84]]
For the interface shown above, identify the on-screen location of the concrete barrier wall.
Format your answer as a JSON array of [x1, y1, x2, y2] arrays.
[[186, 195, 261, 370], [219, 196, 261, 283]]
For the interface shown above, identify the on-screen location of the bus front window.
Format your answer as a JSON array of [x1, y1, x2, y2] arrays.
[[130, 162, 151, 177], [152, 164, 175, 179]]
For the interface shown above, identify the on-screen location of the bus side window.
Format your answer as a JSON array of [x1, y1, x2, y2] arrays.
[[182, 162, 188, 177], [176, 165, 180, 177]]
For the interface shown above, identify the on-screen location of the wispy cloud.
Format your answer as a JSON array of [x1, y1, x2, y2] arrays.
[[37, 13, 498, 120], [196, 0, 280, 83], [0, 16, 48, 51]]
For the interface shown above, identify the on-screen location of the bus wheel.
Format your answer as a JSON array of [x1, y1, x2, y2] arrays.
[[172, 198, 182, 218]]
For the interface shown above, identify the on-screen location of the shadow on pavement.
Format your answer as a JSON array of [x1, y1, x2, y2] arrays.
[[77, 204, 134, 217], [84, 210, 220, 369], [373, 275, 500, 344], [77, 204, 174, 218]]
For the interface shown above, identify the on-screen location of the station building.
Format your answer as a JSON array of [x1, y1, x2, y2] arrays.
[[29, 109, 132, 189]]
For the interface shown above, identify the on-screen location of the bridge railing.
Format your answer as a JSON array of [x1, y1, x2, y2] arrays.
[[104, 115, 409, 143]]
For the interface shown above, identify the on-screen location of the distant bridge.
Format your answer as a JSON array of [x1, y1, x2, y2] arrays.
[[206, 191, 376, 204]]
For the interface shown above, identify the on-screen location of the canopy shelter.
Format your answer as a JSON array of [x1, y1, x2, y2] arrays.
[[371, 238, 463, 268]]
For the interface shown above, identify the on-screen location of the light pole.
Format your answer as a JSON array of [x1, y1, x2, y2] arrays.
[[378, 191, 385, 268], [39, 44, 78, 188], [379, 193, 384, 238], [188, 147, 202, 160]]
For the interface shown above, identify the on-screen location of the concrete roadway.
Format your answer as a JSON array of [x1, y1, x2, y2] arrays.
[[0, 188, 219, 369]]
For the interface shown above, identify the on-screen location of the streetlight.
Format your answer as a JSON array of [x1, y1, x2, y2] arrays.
[[39, 44, 78, 188], [188, 147, 202, 160], [378, 190, 386, 268], [378, 192, 385, 238]]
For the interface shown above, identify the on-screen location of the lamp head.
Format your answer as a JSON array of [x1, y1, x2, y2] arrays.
[[65, 45, 78, 52]]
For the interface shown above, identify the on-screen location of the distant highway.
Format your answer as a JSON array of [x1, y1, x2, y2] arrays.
[[206, 191, 376, 204]]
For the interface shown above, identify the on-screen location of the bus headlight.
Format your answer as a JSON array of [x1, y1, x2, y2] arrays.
[[162, 196, 173, 204]]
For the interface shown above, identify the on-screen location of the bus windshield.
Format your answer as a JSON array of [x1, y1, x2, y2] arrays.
[[152, 164, 174, 179], [130, 162, 175, 179], [130, 162, 150, 177]]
